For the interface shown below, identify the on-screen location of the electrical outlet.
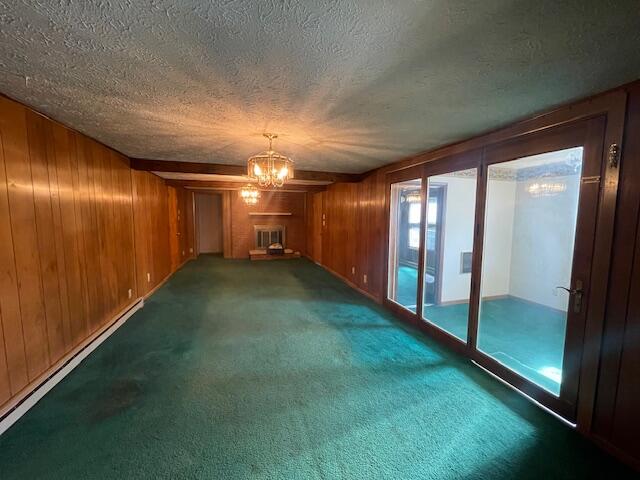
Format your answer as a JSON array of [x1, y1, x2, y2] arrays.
[[351, 266, 355, 275], [363, 274, 368, 284], [189, 247, 193, 253], [128, 288, 132, 299], [147, 272, 151, 283]]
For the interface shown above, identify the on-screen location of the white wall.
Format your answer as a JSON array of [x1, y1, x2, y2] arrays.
[[508, 174, 580, 311], [481, 178, 517, 299], [434, 174, 516, 303], [436, 175, 475, 303], [196, 193, 223, 253], [428, 157, 580, 311]]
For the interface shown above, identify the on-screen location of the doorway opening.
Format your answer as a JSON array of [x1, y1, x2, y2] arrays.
[[196, 193, 223, 255]]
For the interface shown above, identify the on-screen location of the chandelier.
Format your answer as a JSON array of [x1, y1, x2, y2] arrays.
[[404, 190, 421, 203], [526, 181, 567, 197], [247, 133, 294, 187], [240, 184, 260, 205]]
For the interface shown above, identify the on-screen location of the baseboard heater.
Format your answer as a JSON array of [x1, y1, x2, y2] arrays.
[[0, 298, 144, 436]]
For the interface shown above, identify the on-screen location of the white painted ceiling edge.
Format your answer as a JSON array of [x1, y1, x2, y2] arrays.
[[1, 1, 639, 173]]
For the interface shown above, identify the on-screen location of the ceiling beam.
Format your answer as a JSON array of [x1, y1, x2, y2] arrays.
[[131, 158, 362, 183], [165, 180, 326, 193]]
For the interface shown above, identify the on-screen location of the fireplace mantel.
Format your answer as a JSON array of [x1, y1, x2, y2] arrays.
[[248, 212, 292, 216]]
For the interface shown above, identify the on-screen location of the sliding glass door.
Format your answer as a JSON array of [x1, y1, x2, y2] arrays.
[[478, 147, 583, 396], [388, 176, 423, 312], [421, 167, 478, 342], [472, 118, 605, 419], [386, 117, 609, 420]]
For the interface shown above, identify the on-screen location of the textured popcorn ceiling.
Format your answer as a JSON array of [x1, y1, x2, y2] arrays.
[[1, 1, 639, 173]]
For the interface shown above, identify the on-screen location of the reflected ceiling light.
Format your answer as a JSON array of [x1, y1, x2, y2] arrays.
[[240, 184, 260, 205], [538, 366, 562, 384], [404, 191, 421, 203], [247, 133, 294, 188], [526, 182, 566, 197]]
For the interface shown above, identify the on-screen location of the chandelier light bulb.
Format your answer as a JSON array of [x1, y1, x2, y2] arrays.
[[240, 184, 260, 205]]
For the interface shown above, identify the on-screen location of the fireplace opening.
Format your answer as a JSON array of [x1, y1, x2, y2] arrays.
[[255, 225, 286, 249]]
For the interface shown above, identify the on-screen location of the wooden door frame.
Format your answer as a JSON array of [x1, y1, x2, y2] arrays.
[[425, 181, 446, 307], [381, 90, 627, 425], [384, 165, 427, 328], [417, 151, 483, 355]]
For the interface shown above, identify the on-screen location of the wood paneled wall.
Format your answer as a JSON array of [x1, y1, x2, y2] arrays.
[[591, 83, 640, 468], [305, 192, 324, 264], [228, 190, 307, 258], [167, 186, 195, 270], [0, 96, 191, 412], [132, 170, 171, 298], [307, 173, 386, 301]]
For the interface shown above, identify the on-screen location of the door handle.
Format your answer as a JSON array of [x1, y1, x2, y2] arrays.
[[556, 280, 584, 313]]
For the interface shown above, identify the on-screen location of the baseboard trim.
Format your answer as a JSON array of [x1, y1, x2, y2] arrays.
[[0, 298, 144, 436], [310, 258, 382, 304], [143, 257, 194, 300]]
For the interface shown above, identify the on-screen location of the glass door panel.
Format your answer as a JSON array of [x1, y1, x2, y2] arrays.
[[388, 178, 422, 312], [478, 146, 584, 396], [422, 169, 477, 341]]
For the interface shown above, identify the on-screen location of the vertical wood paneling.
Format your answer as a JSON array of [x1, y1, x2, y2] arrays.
[[117, 152, 137, 299], [75, 134, 101, 333], [0, 308, 10, 404], [98, 144, 118, 319], [0, 96, 178, 411], [0, 123, 29, 394], [65, 128, 91, 344], [43, 121, 72, 351], [25, 111, 66, 362], [0, 97, 50, 380], [305, 191, 323, 264], [168, 186, 180, 271], [186, 190, 195, 259], [131, 169, 177, 298]]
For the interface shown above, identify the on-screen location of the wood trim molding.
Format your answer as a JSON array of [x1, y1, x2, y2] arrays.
[[131, 158, 362, 183], [165, 179, 326, 193]]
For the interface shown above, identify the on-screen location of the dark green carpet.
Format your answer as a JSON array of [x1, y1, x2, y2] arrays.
[[0, 256, 632, 479]]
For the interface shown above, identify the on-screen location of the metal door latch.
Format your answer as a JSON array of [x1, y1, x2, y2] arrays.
[[556, 280, 584, 313], [608, 143, 620, 168]]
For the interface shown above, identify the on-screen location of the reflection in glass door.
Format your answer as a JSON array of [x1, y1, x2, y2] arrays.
[[422, 169, 477, 341], [388, 179, 422, 312], [477, 147, 584, 396]]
